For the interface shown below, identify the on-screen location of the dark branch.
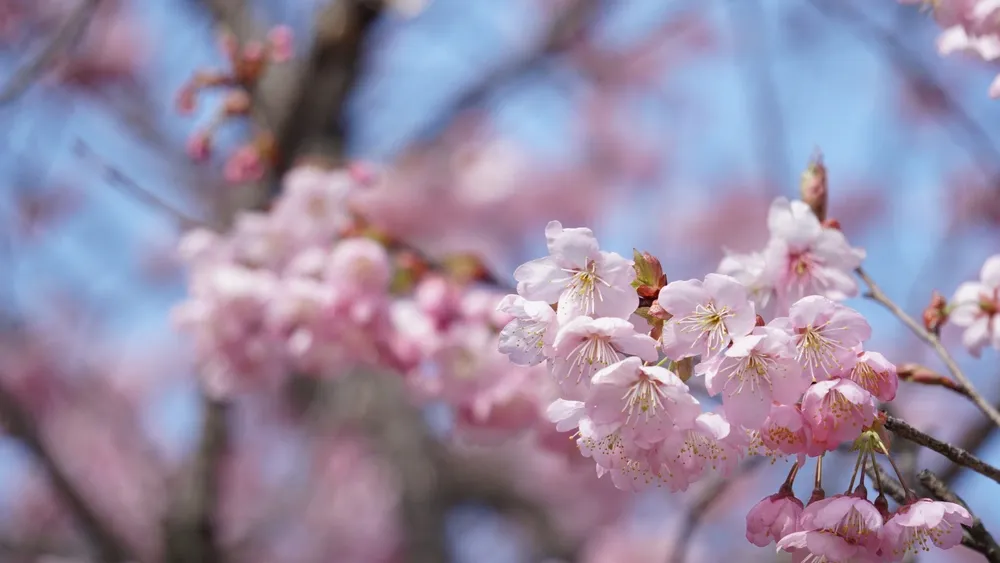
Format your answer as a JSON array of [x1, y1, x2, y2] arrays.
[[882, 414, 1000, 485], [0, 0, 102, 105], [0, 383, 135, 562]]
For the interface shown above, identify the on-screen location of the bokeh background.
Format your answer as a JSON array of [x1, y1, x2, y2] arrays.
[[0, 0, 999, 561]]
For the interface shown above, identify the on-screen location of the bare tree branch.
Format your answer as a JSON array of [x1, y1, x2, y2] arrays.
[[882, 413, 1000, 485], [0, 0, 102, 105], [0, 382, 136, 562]]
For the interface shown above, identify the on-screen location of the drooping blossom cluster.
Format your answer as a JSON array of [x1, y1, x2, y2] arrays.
[[496, 196, 976, 560], [903, 0, 1000, 97]]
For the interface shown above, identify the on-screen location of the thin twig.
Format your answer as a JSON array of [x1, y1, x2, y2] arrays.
[[0, 0, 102, 105], [918, 470, 1000, 563], [0, 382, 135, 562], [896, 362, 973, 400], [882, 413, 1000, 485], [74, 141, 208, 229], [857, 266, 1000, 428]]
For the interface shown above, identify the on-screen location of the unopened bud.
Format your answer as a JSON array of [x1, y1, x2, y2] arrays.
[[800, 152, 828, 221], [632, 249, 667, 296], [922, 290, 948, 335]]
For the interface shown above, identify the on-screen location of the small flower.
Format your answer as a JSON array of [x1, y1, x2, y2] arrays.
[[718, 250, 777, 319], [658, 412, 748, 492], [881, 499, 973, 557], [746, 491, 804, 547], [514, 221, 638, 324], [658, 273, 756, 360], [586, 357, 701, 447], [703, 326, 808, 428], [762, 197, 865, 311], [224, 144, 265, 183], [775, 295, 872, 380], [949, 254, 1000, 356], [496, 295, 558, 366], [757, 403, 812, 457], [551, 317, 658, 397], [777, 495, 883, 561], [801, 379, 876, 451], [844, 349, 898, 402], [267, 25, 294, 63]]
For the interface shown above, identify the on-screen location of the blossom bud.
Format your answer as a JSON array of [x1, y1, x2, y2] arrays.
[[632, 249, 667, 298], [222, 90, 252, 116], [186, 131, 212, 162], [800, 152, 828, 221], [922, 290, 948, 334], [267, 25, 294, 63]]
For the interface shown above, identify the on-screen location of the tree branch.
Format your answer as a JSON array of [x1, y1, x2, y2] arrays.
[[0, 382, 135, 562], [856, 267, 1000, 428], [0, 0, 102, 105], [882, 413, 1000, 485]]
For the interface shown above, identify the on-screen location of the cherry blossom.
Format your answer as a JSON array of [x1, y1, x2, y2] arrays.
[[843, 349, 898, 402], [514, 221, 637, 323], [762, 197, 865, 312], [777, 495, 883, 562], [949, 254, 1000, 356], [658, 412, 749, 492], [702, 326, 808, 428], [774, 296, 872, 381], [496, 295, 558, 366], [800, 379, 876, 452], [550, 316, 658, 397], [746, 490, 804, 547], [880, 499, 973, 558], [756, 404, 813, 458], [657, 273, 756, 360]]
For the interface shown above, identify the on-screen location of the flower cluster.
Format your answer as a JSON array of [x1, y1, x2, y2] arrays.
[[902, 0, 1000, 97], [749, 487, 972, 561], [496, 196, 976, 559]]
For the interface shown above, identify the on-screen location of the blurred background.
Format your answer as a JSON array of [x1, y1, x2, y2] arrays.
[[0, 0, 999, 561]]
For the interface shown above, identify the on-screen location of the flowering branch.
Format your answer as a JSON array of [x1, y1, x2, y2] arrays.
[[881, 413, 1000, 485], [0, 0, 102, 105], [0, 383, 136, 562], [856, 267, 1000, 428]]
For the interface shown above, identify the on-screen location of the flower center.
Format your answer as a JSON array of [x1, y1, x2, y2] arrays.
[[849, 360, 885, 395], [796, 323, 845, 379], [563, 260, 611, 316], [722, 351, 776, 395], [566, 335, 621, 382], [621, 372, 667, 423], [677, 302, 733, 354]]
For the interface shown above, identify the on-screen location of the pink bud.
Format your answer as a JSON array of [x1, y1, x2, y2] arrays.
[[186, 132, 212, 162], [267, 25, 294, 63], [223, 145, 265, 183], [175, 84, 196, 115]]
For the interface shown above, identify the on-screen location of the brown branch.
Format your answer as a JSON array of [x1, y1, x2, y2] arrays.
[[940, 417, 998, 484], [669, 456, 767, 563], [896, 362, 972, 400], [918, 470, 1000, 563], [856, 267, 1000, 428], [0, 0, 102, 105], [0, 383, 136, 562], [882, 413, 1000, 485]]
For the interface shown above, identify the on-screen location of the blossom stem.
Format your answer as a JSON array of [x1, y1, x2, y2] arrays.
[[847, 448, 865, 493], [814, 454, 824, 489], [878, 442, 915, 501], [781, 461, 800, 493], [856, 267, 1000, 429], [868, 449, 883, 496]]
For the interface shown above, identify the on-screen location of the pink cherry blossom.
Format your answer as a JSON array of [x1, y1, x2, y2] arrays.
[[658, 412, 748, 492], [777, 495, 883, 562], [756, 404, 813, 458], [496, 295, 558, 365], [718, 249, 777, 319], [514, 221, 637, 323], [746, 491, 804, 547], [550, 316, 658, 397], [775, 295, 872, 381], [270, 166, 355, 247], [702, 326, 808, 428], [844, 349, 898, 402], [949, 254, 1000, 356], [801, 379, 876, 451], [762, 197, 865, 311], [586, 357, 701, 447], [881, 499, 973, 558], [658, 273, 756, 360]]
